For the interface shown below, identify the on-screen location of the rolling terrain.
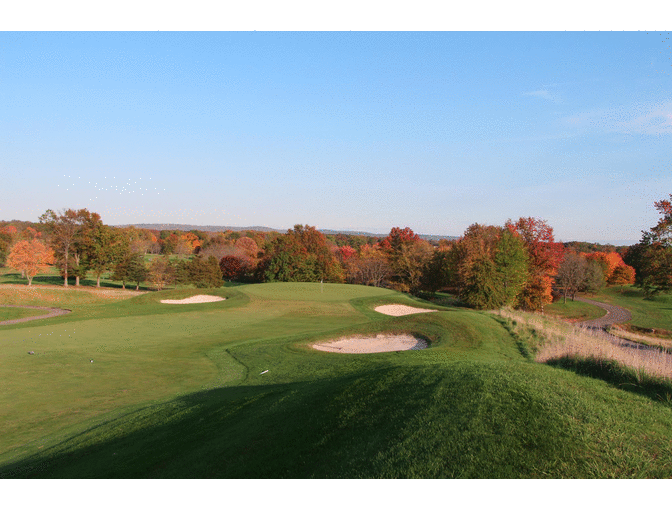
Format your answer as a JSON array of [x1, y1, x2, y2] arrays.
[[1, 281, 672, 478]]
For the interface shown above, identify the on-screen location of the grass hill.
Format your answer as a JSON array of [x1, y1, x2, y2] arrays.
[[1, 281, 672, 478]]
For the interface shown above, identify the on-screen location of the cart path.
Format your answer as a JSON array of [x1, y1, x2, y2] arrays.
[[573, 296, 632, 329], [0, 305, 72, 325]]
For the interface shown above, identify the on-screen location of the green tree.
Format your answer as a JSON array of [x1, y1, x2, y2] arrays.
[[420, 249, 456, 294], [263, 225, 343, 283], [113, 252, 146, 290], [127, 253, 148, 291], [86, 224, 129, 288], [628, 195, 672, 298], [149, 256, 176, 291], [461, 257, 506, 309], [493, 230, 529, 306], [39, 209, 86, 287], [187, 255, 223, 288], [581, 259, 605, 294]]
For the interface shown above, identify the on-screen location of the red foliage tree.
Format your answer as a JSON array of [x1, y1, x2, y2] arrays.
[[220, 255, 253, 281], [380, 227, 421, 253], [337, 245, 357, 261]]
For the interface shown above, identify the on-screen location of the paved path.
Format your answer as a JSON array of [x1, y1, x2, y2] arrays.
[[0, 305, 72, 325], [573, 296, 632, 329]]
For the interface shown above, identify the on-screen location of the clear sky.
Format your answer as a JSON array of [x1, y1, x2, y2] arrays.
[[1, 29, 670, 243]]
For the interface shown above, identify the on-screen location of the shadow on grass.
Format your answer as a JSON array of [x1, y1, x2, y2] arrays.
[[0, 363, 583, 479], [1, 273, 150, 291], [546, 357, 672, 406], [0, 368, 440, 478]]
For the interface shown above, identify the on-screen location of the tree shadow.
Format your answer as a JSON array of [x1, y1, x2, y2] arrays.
[[545, 357, 672, 407], [0, 368, 443, 478]]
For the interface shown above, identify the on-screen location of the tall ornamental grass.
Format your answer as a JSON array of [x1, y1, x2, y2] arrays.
[[497, 308, 672, 383]]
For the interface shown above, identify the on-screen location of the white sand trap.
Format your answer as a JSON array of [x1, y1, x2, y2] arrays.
[[374, 304, 438, 316], [313, 334, 428, 354], [160, 295, 226, 304]]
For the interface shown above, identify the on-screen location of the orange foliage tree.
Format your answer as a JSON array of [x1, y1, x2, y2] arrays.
[[6, 239, 54, 286], [583, 251, 636, 288]]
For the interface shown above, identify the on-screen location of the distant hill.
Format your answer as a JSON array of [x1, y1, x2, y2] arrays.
[[115, 223, 459, 242], [116, 224, 281, 233]]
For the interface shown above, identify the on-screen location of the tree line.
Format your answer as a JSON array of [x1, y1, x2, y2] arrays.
[[2, 197, 670, 308]]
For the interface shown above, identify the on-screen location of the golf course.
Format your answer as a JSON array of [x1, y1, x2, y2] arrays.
[[2, 279, 672, 478]]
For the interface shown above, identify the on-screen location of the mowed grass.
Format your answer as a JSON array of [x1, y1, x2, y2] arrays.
[[544, 299, 606, 322], [2, 281, 672, 477], [0, 307, 50, 322]]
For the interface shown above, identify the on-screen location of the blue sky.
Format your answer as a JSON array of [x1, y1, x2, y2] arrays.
[[1, 30, 670, 243]]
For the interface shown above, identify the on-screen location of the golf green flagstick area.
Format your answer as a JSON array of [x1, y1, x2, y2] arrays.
[[2, 282, 672, 478]]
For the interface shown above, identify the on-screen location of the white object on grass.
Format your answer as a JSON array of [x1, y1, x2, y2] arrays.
[[260, 370, 269, 375]]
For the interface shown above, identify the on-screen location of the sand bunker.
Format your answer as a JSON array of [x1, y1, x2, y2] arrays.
[[374, 304, 438, 316], [313, 334, 428, 354], [160, 295, 226, 304]]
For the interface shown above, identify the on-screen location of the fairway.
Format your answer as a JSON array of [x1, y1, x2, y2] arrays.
[[2, 281, 672, 478]]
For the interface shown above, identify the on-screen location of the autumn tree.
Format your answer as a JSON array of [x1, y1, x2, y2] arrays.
[[39, 209, 102, 287], [345, 243, 391, 287], [262, 225, 344, 283], [447, 224, 529, 309], [6, 240, 54, 286], [220, 254, 254, 282], [391, 240, 434, 293], [608, 264, 636, 292], [234, 237, 259, 259], [379, 227, 432, 293], [506, 217, 564, 312], [127, 254, 148, 291], [40, 209, 82, 287]]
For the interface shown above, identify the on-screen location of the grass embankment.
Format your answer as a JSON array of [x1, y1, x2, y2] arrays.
[[2, 282, 672, 477], [497, 308, 672, 398]]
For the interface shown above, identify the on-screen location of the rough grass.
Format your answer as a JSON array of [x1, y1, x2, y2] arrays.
[[497, 308, 672, 388], [607, 325, 672, 353]]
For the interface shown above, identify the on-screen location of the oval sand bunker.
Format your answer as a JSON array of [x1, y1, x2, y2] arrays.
[[374, 304, 437, 316], [160, 295, 226, 304], [313, 334, 428, 354]]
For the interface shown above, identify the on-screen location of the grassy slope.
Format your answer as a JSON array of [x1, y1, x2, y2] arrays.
[[1, 282, 672, 477]]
